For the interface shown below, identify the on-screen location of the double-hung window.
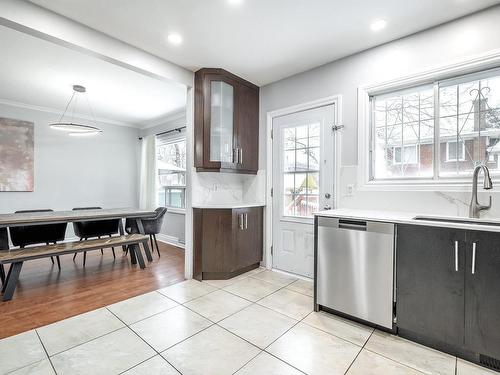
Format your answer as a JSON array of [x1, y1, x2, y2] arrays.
[[156, 134, 186, 209], [369, 67, 500, 184]]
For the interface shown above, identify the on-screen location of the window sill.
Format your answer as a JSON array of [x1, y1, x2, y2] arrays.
[[166, 208, 186, 215], [359, 180, 500, 192]]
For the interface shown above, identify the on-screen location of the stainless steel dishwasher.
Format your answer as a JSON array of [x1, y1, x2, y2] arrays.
[[316, 216, 395, 329]]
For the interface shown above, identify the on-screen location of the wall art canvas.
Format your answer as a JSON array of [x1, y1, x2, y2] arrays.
[[0, 117, 34, 191]]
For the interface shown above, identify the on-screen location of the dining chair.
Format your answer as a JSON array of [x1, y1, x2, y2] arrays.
[[72, 207, 120, 266], [8, 209, 67, 270], [125, 207, 168, 257]]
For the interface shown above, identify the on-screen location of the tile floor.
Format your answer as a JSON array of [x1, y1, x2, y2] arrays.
[[0, 268, 496, 375]]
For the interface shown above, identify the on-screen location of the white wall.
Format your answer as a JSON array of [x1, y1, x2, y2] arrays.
[[0, 102, 140, 237], [260, 6, 500, 217]]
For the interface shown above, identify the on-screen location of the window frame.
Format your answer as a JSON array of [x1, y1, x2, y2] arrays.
[[358, 53, 500, 192], [156, 133, 187, 212]]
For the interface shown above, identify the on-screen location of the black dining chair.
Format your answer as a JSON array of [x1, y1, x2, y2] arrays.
[[8, 209, 67, 270], [72, 207, 120, 266], [0, 228, 8, 286], [125, 207, 167, 258]]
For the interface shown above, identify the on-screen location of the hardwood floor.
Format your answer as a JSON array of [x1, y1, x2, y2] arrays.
[[0, 242, 185, 339]]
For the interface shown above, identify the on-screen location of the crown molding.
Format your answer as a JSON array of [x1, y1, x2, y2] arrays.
[[139, 108, 186, 129], [0, 98, 140, 128]]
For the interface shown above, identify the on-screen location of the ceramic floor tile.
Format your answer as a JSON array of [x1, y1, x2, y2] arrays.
[[347, 349, 424, 375], [162, 325, 260, 375], [285, 278, 314, 297], [303, 311, 373, 346], [130, 305, 212, 352], [257, 288, 313, 320], [251, 270, 297, 287], [235, 351, 303, 375], [239, 267, 266, 277], [122, 355, 180, 375], [157, 279, 216, 303], [184, 290, 251, 322], [456, 358, 498, 375], [267, 323, 361, 375], [365, 330, 456, 375], [219, 304, 297, 349], [202, 277, 248, 289], [8, 359, 55, 375], [50, 327, 155, 375], [223, 277, 282, 302], [107, 291, 178, 325], [0, 330, 47, 374], [37, 307, 124, 356]]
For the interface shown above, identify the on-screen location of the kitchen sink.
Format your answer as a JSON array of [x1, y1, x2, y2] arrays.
[[413, 216, 500, 226]]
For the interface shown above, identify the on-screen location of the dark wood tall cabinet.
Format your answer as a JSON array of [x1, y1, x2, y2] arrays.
[[193, 206, 263, 280], [194, 68, 259, 174]]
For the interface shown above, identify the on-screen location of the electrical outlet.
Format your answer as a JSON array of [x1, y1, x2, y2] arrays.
[[346, 184, 354, 196], [212, 183, 219, 192]]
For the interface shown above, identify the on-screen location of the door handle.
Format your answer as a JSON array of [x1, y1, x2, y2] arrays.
[[238, 214, 244, 230], [239, 148, 243, 165], [454, 241, 459, 272], [233, 148, 238, 164], [472, 242, 476, 275], [244, 213, 248, 229]]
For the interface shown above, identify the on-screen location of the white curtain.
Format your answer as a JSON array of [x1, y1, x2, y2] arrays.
[[139, 135, 157, 210]]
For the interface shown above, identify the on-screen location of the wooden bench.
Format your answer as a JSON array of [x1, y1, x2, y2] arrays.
[[0, 234, 150, 301]]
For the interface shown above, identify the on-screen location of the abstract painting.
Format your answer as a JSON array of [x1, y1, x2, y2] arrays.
[[0, 117, 34, 191]]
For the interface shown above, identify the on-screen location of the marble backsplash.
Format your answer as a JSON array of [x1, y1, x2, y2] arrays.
[[191, 170, 266, 206]]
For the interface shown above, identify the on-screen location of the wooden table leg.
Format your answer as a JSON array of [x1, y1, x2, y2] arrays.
[[2, 262, 23, 301], [136, 219, 153, 262], [134, 244, 146, 269]]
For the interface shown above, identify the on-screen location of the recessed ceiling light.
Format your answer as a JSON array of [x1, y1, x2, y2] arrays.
[[227, 0, 243, 5], [167, 33, 183, 45], [370, 19, 387, 32]]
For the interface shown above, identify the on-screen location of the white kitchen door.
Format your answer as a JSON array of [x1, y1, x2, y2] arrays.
[[272, 104, 335, 277]]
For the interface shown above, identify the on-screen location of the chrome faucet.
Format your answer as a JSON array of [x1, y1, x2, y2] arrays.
[[469, 164, 493, 218]]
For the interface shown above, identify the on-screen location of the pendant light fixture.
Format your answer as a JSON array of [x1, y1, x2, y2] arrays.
[[50, 85, 102, 136]]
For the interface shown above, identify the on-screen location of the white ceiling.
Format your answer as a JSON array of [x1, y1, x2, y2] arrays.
[[0, 25, 186, 127], [28, 0, 500, 86]]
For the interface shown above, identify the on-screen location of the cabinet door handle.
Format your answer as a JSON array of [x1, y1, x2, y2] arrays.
[[472, 242, 477, 275], [244, 213, 248, 229], [454, 241, 459, 272], [239, 148, 243, 165], [233, 148, 238, 164]]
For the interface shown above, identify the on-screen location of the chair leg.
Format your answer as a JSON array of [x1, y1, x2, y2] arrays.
[[51, 257, 54, 264], [112, 248, 116, 258], [153, 234, 161, 258], [0, 264, 5, 285], [83, 251, 87, 266], [56, 256, 61, 270]]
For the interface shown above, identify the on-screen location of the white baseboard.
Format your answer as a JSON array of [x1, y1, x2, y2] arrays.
[[156, 234, 185, 249]]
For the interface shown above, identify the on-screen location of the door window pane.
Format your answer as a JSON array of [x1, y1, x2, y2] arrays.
[[282, 123, 321, 218], [156, 136, 186, 209]]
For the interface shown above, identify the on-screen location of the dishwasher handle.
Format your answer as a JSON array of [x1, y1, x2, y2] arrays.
[[338, 219, 367, 231]]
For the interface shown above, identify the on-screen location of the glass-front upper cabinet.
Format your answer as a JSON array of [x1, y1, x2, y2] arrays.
[[195, 68, 259, 174], [210, 81, 234, 163]]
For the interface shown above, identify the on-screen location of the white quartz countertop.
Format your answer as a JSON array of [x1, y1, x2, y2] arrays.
[[315, 208, 500, 232], [192, 203, 265, 209]]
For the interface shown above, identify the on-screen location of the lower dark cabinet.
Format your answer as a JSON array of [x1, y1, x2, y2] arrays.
[[465, 230, 500, 359], [193, 206, 263, 280], [397, 224, 465, 348], [397, 224, 500, 366]]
